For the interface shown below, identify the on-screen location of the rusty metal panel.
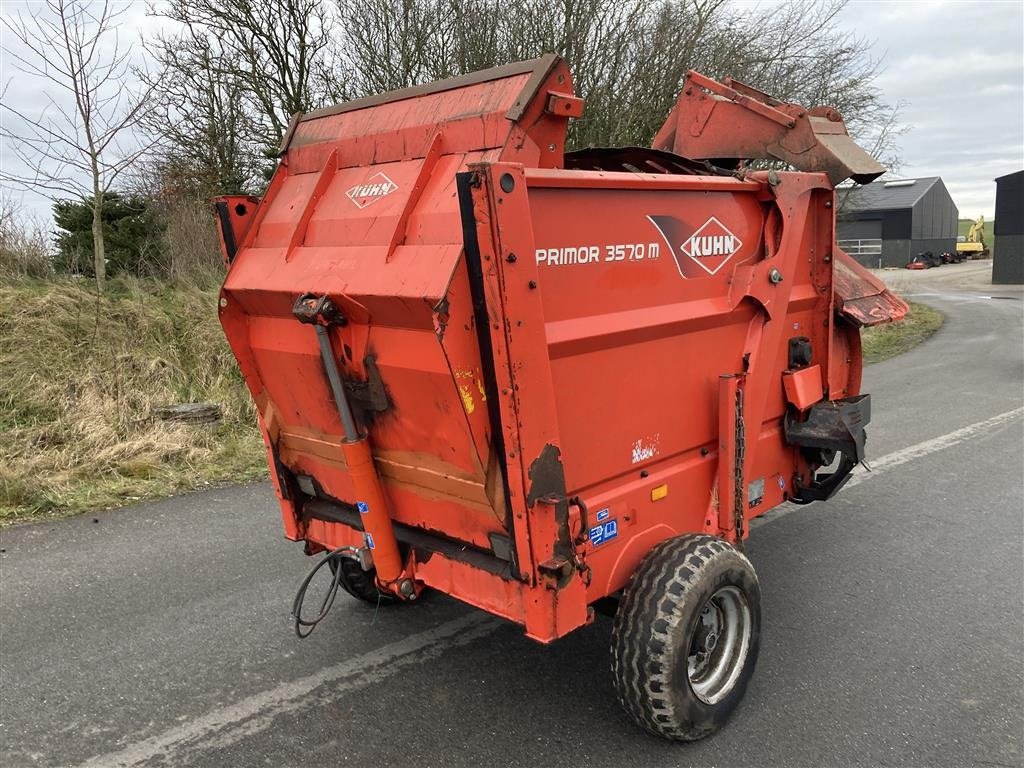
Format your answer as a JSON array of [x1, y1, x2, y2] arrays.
[[833, 249, 910, 326], [654, 71, 885, 185]]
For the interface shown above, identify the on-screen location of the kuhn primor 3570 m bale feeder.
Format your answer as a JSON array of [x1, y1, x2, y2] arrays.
[[215, 56, 906, 740]]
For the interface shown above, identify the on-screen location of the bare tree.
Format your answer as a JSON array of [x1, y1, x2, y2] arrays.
[[329, 0, 898, 156], [141, 27, 263, 197], [337, 0, 447, 95], [140, 0, 901, 203], [154, 0, 339, 151], [0, 193, 52, 279], [558, 0, 725, 147], [1, 0, 157, 292]]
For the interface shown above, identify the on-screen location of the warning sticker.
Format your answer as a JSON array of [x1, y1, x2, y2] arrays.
[[589, 519, 619, 547]]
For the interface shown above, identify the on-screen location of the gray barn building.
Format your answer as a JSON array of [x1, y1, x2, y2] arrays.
[[992, 170, 1023, 285], [836, 177, 958, 268]]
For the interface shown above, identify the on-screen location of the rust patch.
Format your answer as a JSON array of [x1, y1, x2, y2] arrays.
[[277, 437, 502, 518], [526, 443, 574, 570], [374, 452, 491, 513], [526, 443, 566, 507], [833, 250, 909, 326], [343, 354, 390, 417], [432, 296, 450, 342], [279, 430, 348, 466]]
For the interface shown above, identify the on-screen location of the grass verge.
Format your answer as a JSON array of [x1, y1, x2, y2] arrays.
[[0, 276, 266, 525], [0, 281, 942, 525], [861, 301, 943, 364]]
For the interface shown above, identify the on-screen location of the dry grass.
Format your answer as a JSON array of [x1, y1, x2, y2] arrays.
[[0, 276, 266, 523], [159, 198, 227, 286], [0, 194, 53, 280], [0, 277, 940, 525], [860, 301, 944, 365]]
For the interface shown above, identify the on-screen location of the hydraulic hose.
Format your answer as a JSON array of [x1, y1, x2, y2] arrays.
[[291, 547, 360, 638]]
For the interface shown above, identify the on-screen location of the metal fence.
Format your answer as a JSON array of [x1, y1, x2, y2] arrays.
[[837, 239, 883, 268]]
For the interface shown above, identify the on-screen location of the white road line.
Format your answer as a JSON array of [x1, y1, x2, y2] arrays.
[[754, 406, 1024, 527], [76, 613, 500, 768]]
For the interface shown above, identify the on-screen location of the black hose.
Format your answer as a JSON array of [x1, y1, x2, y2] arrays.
[[291, 547, 358, 639]]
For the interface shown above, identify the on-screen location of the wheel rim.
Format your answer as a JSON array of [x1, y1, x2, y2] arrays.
[[686, 585, 752, 705]]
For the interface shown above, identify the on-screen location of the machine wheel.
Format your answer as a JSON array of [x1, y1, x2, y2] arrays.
[[611, 534, 761, 741], [329, 557, 399, 605]]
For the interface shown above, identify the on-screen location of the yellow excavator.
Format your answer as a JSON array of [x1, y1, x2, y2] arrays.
[[956, 215, 990, 259]]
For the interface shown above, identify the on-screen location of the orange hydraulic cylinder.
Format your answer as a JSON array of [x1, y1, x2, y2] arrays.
[[341, 438, 404, 585]]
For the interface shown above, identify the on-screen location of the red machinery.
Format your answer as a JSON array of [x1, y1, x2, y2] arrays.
[[215, 56, 906, 740]]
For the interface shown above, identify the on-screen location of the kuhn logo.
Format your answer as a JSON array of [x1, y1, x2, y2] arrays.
[[647, 215, 742, 278], [679, 217, 741, 275], [346, 172, 398, 208]]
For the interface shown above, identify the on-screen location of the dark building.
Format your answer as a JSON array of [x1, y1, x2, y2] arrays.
[[836, 177, 958, 268], [992, 170, 1023, 285]]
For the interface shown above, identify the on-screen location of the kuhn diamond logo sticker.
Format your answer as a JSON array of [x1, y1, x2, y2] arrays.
[[647, 214, 743, 279], [346, 172, 398, 209], [679, 216, 741, 275]]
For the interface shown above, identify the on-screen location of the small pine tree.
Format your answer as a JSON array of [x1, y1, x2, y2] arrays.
[[53, 194, 166, 279]]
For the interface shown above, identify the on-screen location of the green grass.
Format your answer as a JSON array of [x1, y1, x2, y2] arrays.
[[0, 276, 266, 524], [861, 301, 943, 365]]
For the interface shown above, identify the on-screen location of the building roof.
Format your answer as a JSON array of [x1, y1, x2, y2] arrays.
[[840, 176, 942, 212], [995, 170, 1023, 183]]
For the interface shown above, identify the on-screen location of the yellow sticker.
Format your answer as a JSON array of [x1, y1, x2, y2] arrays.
[[458, 384, 475, 414]]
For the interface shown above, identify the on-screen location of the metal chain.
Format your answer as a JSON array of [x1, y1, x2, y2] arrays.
[[734, 385, 746, 544]]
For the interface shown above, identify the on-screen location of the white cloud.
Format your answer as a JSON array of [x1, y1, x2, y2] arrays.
[[979, 82, 1022, 96], [840, 0, 1024, 218]]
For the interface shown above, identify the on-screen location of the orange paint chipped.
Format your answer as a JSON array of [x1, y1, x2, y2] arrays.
[[459, 384, 476, 414]]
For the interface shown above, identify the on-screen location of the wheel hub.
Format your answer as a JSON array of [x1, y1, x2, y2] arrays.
[[686, 586, 752, 705]]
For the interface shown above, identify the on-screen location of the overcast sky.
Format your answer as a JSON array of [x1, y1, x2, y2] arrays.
[[837, 0, 1023, 218], [1, 0, 1022, 221]]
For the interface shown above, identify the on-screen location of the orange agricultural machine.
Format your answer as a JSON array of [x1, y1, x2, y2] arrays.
[[214, 56, 906, 740]]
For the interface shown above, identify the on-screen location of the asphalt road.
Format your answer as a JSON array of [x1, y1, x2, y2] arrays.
[[3, 266, 1022, 768]]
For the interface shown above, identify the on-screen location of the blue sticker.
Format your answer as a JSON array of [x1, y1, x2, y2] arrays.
[[596, 508, 610, 522], [357, 501, 369, 514], [363, 533, 375, 550], [603, 519, 618, 542], [589, 519, 619, 547]]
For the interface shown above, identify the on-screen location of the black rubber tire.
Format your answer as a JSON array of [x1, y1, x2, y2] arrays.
[[611, 534, 761, 741], [329, 557, 398, 606]]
